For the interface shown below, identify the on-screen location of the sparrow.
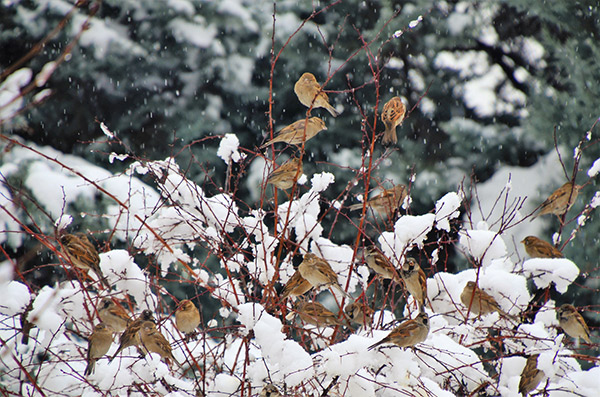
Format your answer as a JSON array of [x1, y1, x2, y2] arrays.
[[137, 320, 177, 366], [267, 157, 303, 190], [260, 384, 282, 397], [556, 304, 591, 343], [531, 181, 580, 220], [349, 184, 408, 216], [98, 298, 131, 333], [368, 312, 429, 350], [381, 96, 406, 145], [261, 117, 326, 147], [298, 252, 350, 298], [109, 309, 154, 361], [294, 72, 339, 117], [344, 300, 374, 326], [175, 300, 200, 336], [59, 233, 109, 288], [521, 236, 564, 259], [519, 354, 546, 396], [400, 257, 427, 308], [290, 301, 345, 327], [281, 271, 313, 300], [84, 323, 113, 376], [363, 245, 400, 282], [460, 281, 516, 320]]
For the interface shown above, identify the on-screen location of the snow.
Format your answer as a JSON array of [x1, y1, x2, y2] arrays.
[[217, 133, 245, 163], [0, 68, 31, 121], [168, 18, 217, 48], [587, 157, 600, 177], [522, 258, 580, 293]]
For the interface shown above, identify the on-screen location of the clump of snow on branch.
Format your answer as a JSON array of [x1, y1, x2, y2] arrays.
[[217, 133, 245, 163]]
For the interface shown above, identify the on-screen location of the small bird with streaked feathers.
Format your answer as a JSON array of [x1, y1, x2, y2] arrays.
[[381, 96, 406, 145], [288, 301, 345, 328], [400, 257, 427, 308], [519, 354, 546, 396], [368, 312, 429, 350], [98, 298, 130, 333], [344, 300, 374, 326], [109, 309, 154, 362], [531, 181, 580, 221], [294, 72, 339, 117], [59, 233, 110, 288], [267, 157, 303, 190], [137, 320, 177, 366], [259, 384, 282, 397], [261, 117, 326, 148], [460, 281, 517, 321], [521, 236, 564, 259], [363, 245, 400, 282], [557, 304, 591, 343], [281, 270, 313, 300], [84, 323, 113, 376], [349, 184, 408, 216], [298, 252, 351, 298], [175, 300, 200, 336]]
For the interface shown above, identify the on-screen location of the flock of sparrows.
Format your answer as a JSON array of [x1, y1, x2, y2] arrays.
[[57, 233, 201, 375]]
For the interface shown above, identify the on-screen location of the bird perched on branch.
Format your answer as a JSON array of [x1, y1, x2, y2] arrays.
[[281, 271, 313, 300], [84, 323, 113, 376], [521, 236, 564, 259], [262, 117, 326, 148], [344, 300, 374, 326], [363, 246, 400, 282], [519, 354, 546, 396], [109, 309, 154, 361], [98, 298, 130, 333], [460, 281, 516, 321], [368, 312, 429, 350], [294, 72, 339, 117], [267, 157, 303, 190], [381, 96, 406, 145], [349, 184, 408, 216], [298, 252, 350, 298], [530, 181, 580, 221], [556, 304, 591, 343], [401, 257, 427, 308], [260, 384, 282, 397], [289, 301, 345, 328], [59, 233, 110, 288], [137, 320, 177, 366], [175, 300, 200, 336]]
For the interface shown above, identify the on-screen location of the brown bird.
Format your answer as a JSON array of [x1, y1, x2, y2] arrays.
[[381, 96, 406, 145], [460, 281, 516, 320], [298, 252, 350, 298], [556, 304, 591, 343], [368, 312, 429, 350], [175, 300, 200, 336], [261, 117, 327, 148], [519, 354, 546, 396], [521, 236, 564, 259], [60, 233, 109, 288], [290, 301, 345, 327], [137, 320, 177, 366], [260, 384, 282, 397], [109, 309, 154, 362], [267, 157, 303, 190], [349, 184, 408, 216], [400, 257, 427, 308], [84, 323, 113, 376], [531, 181, 580, 221], [98, 298, 131, 333], [294, 72, 339, 117], [281, 271, 313, 300], [344, 300, 374, 326], [363, 246, 400, 282]]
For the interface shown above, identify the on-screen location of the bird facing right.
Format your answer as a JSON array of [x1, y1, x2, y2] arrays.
[[556, 304, 591, 343], [349, 184, 408, 217], [109, 309, 155, 361], [381, 96, 406, 145], [59, 233, 109, 288], [368, 312, 429, 350], [521, 236, 564, 259], [137, 320, 176, 366], [460, 281, 515, 320], [267, 157, 303, 190], [298, 252, 349, 298], [363, 245, 400, 282]]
